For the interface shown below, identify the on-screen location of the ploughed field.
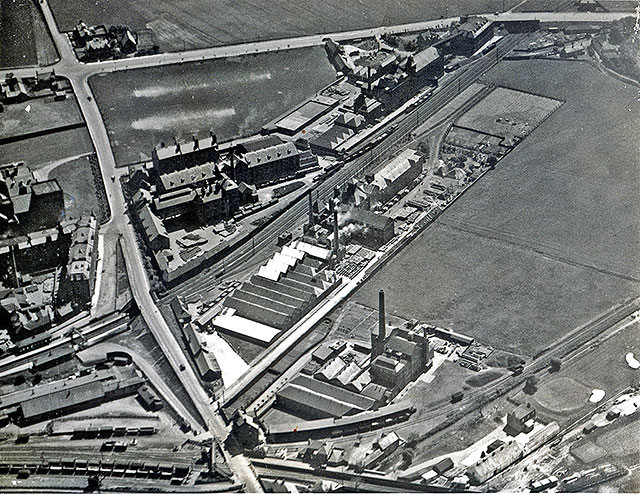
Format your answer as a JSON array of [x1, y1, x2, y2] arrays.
[[48, 0, 519, 52], [0, 0, 57, 68], [354, 59, 640, 357], [89, 47, 336, 166]]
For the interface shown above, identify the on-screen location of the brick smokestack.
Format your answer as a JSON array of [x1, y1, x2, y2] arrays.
[[308, 190, 314, 226], [378, 289, 386, 342], [229, 150, 235, 181], [333, 206, 339, 254]]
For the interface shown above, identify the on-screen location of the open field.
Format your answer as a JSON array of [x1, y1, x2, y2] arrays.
[[0, 96, 83, 140], [48, 0, 520, 53], [0, 127, 94, 168], [0, 0, 57, 69], [530, 319, 640, 419], [354, 59, 640, 357], [47, 155, 100, 220], [517, 0, 637, 11], [90, 47, 336, 166], [455, 86, 562, 139]]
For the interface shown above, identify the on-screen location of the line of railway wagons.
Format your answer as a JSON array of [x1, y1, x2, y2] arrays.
[[264, 402, 415, 443]]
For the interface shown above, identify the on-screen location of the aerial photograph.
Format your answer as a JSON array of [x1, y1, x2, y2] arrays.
[[0, 0, 639, 492]]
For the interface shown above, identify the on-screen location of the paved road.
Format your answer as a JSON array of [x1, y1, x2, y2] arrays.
[[6, 2, 632, 491], [78, 342, 203, 431], [15, 1, 263, 490]]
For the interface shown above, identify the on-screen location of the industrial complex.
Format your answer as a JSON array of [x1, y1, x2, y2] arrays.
[[1, 0, 639, 493]]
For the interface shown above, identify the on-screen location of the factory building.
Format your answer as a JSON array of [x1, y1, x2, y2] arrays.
[[343, 207, 395, 250], [368, 148, 424, 206], [342, 148, 423, 211], [405, 46, 444, 84], [233, 135, 301, 186], [435, 16, 495, 57], [370, 290, 434, 397], [0, 367, 145, 425], [274, 374, 377, 420], [212, 241, 341, 343]]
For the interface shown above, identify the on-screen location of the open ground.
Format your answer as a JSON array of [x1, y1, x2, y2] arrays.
[[0, 0, 57, 69], [48, 0, 520, 53], [0, 127, 94, 168], [0, 96, 83, 140], [90, 47, 336, 166], [0, 0, 58, 69], [354, 59, 640, 358]]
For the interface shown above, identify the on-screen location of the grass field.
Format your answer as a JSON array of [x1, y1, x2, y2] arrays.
[[47, 155, 100, 220], [456, 86, 562, 139], [354, 59, 640, 357], [48, 0, 519, 53], [0, 0, 57, 69], [90, 47, 336, 166], [0, 127, 94, 169], [0, 96, 83, 140], [517, 0, 637, 11]]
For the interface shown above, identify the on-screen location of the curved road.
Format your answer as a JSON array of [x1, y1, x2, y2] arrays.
[[3, 2, 632, 491]]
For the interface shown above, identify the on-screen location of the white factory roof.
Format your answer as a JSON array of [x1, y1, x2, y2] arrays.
[[257, 242, 330, 281], [281, 245, 305, 260], [212, 308, 281, 343], [291, 240, 332, 261], [258, 254, 297, 282], [373, 148, 420, 190]]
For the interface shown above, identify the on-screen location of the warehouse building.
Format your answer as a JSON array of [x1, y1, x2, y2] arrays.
[[213, 241, 341, 342], [0, 367, 146, 425]]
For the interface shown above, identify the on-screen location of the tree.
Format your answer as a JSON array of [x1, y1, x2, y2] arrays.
[[549, 357, 562, 373], [524, 375, 539, 395]]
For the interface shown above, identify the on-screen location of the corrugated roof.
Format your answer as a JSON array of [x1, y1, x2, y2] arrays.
[[212, 308, 280, 343]]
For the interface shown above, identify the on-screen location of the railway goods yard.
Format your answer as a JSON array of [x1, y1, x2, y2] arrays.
[[1, 0, 639, 492]]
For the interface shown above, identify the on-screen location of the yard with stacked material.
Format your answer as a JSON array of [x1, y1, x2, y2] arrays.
[[90, 47, 336, 166], [0, 0, 57, 68], [354, 59, 640, 357], [48, 0, 519, 52]]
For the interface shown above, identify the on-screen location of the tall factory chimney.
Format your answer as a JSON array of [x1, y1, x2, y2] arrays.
[[332, 206, 339, 254], [378, 289, 386, 343], [229, 150, 236, 181], [308, 190, 314, 226]]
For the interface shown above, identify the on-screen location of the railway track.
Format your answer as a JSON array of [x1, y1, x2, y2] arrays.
[[162, 34, 526, 301]]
